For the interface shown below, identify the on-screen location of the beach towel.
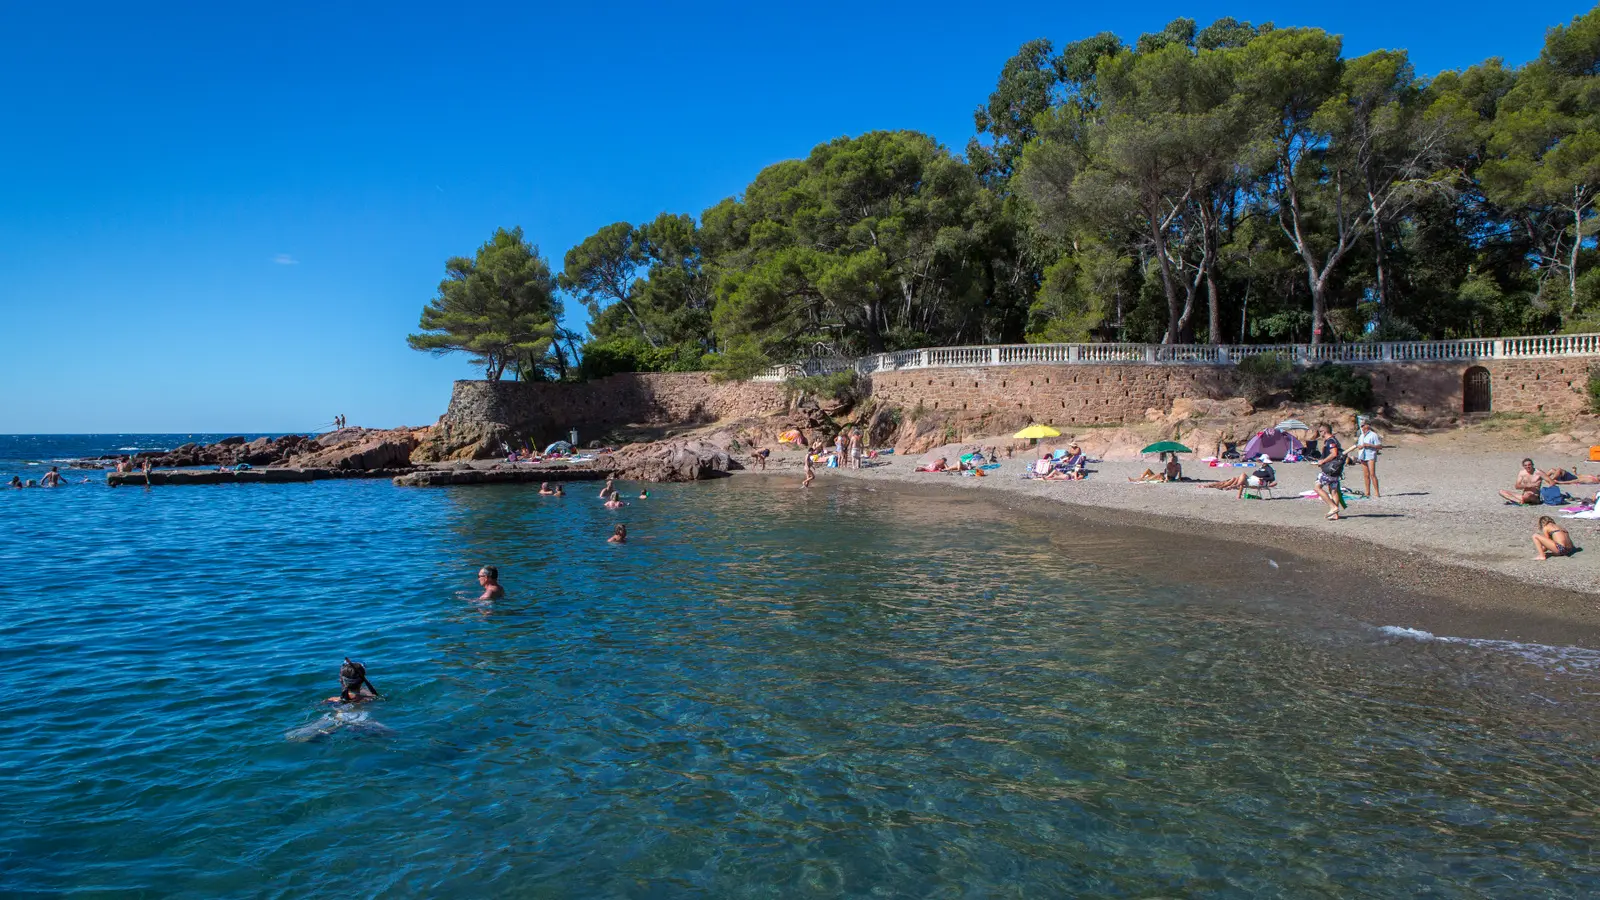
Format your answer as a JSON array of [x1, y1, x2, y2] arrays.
[[1563, 509, 1600, 519]]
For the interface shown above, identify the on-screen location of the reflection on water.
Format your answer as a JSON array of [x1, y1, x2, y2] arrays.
[[2, 475, 1598, 897]]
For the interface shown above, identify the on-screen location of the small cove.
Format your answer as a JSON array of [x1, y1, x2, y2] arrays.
[[3, 439, 1599, 897]]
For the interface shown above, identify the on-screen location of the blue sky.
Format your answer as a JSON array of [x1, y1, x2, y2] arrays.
[[0, 1, 1588, 433]]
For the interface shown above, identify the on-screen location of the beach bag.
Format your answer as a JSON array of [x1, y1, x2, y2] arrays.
[[1542, 485, 1566, 506], [1320, 455, 1345, 479]]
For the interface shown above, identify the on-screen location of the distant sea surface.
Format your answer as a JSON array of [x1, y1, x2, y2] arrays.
[[3, 434, 1599, 897], [0, 433, 285, 475]]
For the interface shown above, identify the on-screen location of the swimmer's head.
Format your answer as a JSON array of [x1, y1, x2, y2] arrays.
[[479, 566, 498, 585], [339, 658, 365, 687], [614, 524, 626, 538]]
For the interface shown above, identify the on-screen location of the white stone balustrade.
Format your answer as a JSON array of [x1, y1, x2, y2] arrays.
[[751, 334, 1600, 381]]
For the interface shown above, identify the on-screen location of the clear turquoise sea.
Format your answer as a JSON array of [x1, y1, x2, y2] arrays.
[[3, 435, 1598, 897]]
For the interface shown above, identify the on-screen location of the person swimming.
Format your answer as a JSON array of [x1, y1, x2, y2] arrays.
[[7, 476, 20, 489], [554, 484, 565, 496], [539, 482, 556, 495], [604, 494, 626, 509], [599, 478, 615, 498], [478, 566, 504, 600], [638, 489, 648, 499], [329, 658, 380, 703], [40, 466, 67, 487], [609, 524, 627, 544]]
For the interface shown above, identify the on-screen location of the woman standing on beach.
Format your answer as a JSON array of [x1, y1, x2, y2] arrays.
[[1354, 420, 1383, 498], [1314, 424, 1348, 521]]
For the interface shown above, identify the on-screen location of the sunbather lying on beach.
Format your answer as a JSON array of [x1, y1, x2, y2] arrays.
[[1500, 458, 1546, 505], [1545, 467, 1600, 484], [1533, 516, 1577, 560], [1132, 455, 1184, 483], [916, 458, 949, 473], [1202, 463, 1275, 497]]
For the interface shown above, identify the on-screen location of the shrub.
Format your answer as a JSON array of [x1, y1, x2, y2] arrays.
[[1588, 368, 1600, 414], [1291, 363, 1374, 409], [1235, 352, 1293, 404], [579, 337, 708, 380], [784, 371, 865, 405]]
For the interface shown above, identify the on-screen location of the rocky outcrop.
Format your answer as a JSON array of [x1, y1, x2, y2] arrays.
[[292, 429, 419, 470], [606, 440, 735, 482]]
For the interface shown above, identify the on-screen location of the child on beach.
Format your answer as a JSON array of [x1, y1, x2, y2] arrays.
[[1533, 516, 1577, 560]]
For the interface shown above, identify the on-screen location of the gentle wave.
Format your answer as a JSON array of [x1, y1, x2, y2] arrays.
[[1378, 624, 1600, 677]]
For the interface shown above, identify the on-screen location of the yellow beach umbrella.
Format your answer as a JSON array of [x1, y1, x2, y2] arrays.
[[1013, 424, 1061, 440]]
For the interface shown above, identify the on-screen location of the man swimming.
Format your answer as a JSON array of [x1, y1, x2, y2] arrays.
[[40, 467, 67, 487], [539, 482, 557, 495], [477, 566, 505, 600]]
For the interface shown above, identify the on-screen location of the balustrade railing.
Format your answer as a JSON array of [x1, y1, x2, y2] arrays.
[[749, 334, 1600, 381]]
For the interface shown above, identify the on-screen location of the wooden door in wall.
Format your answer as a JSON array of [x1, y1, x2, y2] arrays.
[[1463, 366, 1492, 414]]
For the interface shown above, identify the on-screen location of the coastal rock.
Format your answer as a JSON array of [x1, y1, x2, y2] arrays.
[[294, 434, 418, 470], [607, 439, 733, 482]]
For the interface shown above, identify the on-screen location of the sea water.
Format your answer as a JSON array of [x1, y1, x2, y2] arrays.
[[2, 436, 1599, 897]]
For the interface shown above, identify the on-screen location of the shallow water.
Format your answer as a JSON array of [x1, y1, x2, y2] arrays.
[[3, 438, 1599, 897]]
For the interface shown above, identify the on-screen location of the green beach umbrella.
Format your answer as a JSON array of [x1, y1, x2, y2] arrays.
[[1140, 441, 1192, 455]]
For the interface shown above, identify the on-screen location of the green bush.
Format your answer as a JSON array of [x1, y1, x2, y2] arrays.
[[578, 337, 708, 380], [1235, 352, 1293, 404], [1587, 368, 1600, 414], [1291, 363, 1375, 409], [784, 371, 865, 405]]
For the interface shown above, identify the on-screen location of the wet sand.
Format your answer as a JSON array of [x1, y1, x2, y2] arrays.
[[741, 437, 1600, 648]]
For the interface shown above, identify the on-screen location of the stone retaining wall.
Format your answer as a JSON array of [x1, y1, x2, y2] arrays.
[[442, 373, 788, 443], [441, 359, 1594, 441]]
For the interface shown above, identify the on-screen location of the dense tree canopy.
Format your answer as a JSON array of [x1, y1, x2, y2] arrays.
[[407, 227, 563, 381], [417, 5, 1600, 378]]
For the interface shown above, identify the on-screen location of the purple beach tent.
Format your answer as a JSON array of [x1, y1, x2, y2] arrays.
[[1240, 428, 1304, 461]]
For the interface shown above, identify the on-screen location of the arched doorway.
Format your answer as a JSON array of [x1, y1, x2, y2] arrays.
[[1464, 366, 1492, 414]]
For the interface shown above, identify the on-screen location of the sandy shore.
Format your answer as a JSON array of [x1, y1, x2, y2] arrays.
[[740, 433, 1600, 646]]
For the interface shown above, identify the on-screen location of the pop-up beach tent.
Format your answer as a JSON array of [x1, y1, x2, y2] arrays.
[[1240, 428, 1304, 461]]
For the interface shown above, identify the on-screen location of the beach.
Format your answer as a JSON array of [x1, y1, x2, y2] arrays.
[[746, 432, 1600, 646]]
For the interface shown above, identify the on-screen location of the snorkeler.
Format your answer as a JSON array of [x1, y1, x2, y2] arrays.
[[609, 524, 627, 544], [478, 566, 505, 600], [329, 658, 381, 703]]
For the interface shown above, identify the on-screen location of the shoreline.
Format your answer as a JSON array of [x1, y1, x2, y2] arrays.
[[735, 444, 1600, 649]]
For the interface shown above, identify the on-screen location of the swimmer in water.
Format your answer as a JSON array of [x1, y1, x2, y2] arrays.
[[609, 523, 627, 544], [554, 484, 565, 496], [329, 658, 380, 703], [638, 489, 648, 499], [7, 476, 20, 489], [40, 467, 67, 487], [604, 495, 626, 509], [539, 482, 556, 495], [477, 566, 505, 600], [599, 478, 615, 498]]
